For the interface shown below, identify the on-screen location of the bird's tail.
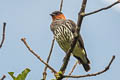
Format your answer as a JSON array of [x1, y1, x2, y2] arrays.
[[74, 55, 90, 72], [82, 62, 90, 72]]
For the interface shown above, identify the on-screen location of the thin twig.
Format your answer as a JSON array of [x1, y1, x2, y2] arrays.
[[63, 55, 115, 78], [66, 61, 78, 80], [21, 38, 57, 74], [0, 22, 6, 48], [43, 38, 55, 80], [60, 0, 63, 12], [68, 61, 78, 76], [84, 1, 120, 16], [0, 75, 6, 80]]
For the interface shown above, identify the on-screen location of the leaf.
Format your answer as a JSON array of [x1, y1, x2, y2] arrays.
[[8, 68, 31, 80], [8, 72, 16, 79]]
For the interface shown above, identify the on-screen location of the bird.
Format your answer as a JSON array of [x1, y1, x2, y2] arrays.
[[50, 11, 90, 72]]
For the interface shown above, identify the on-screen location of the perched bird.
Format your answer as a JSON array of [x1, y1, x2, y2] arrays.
[[50, 11, 90, 72]]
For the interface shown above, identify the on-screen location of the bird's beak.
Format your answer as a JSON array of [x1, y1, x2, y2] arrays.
[[50, 13, 54, 16]]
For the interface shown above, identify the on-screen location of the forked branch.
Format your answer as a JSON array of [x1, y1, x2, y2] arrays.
[[58, 0, 88, 75], [84, 1, 120, 16], [56, 0, 88, 80], [63, 56, 115, 78]]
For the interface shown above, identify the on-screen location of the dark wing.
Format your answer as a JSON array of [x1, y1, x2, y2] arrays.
[[67, 19, 85, 48], [67, 19, 90, 64]]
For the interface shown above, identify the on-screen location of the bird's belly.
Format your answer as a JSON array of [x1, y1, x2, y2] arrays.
[[54, 26, 74, 53], [57, 39, 71, 53]]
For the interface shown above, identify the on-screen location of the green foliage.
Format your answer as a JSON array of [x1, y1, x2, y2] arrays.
[[55, 71, 63, 79], [8, 68, 30, 80]]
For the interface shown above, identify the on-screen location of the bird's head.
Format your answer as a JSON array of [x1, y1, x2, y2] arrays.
[[50, 11, 66, 21]]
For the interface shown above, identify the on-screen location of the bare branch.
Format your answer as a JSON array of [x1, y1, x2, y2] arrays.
[[63, 55, 115, 78], [60, 0, 88, 73], [56, 0, 88, 79], [43, 38, 55, 80], [21, 38, 57, 74], [0, 22, 6, 48], [84, 1, 120, 16], [0, 75, 6, 80], [77, 0, 87, 31], [60, 0, 63, 11]]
